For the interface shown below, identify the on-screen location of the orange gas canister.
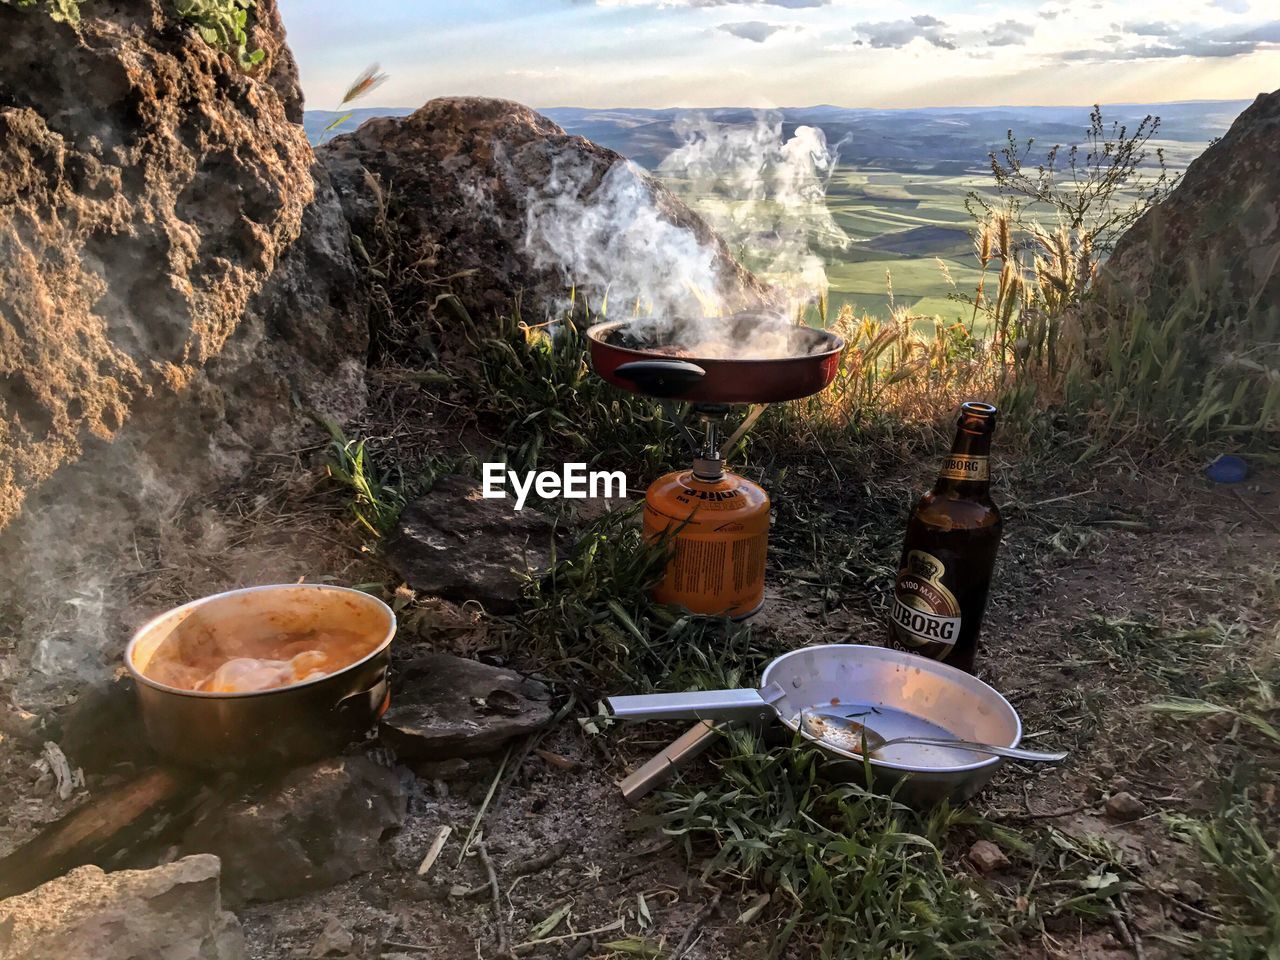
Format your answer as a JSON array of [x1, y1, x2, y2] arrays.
[[642, 467, 770, 618]]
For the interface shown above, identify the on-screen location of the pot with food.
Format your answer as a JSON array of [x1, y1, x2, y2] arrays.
[[125, 584, 396, 768]]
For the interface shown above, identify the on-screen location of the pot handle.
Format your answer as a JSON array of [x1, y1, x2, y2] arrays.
[[606, 682, 785, 723], [614, 360, 705, 398], [335, 666, 389, 718]]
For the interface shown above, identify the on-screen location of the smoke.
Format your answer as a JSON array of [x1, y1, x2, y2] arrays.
[[658, 111, 850, 311], [0, 442, 188, 708], [520, 111, 848, 359], [522, 151, 737, 324]]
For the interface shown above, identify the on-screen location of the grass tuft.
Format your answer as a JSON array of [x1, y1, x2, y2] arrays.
[[316, 414, 405, 537], [649, 730, 1002, 958]]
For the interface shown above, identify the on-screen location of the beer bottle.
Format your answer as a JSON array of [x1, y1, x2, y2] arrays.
[[887, 401, 1002, 673]]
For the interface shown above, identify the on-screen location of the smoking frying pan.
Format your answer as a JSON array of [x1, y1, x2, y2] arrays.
[[586, 314, 844, 404], [605, 644, 1022, 806]]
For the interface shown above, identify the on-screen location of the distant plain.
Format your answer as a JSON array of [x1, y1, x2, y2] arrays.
[[307, 102, 1246, 325]]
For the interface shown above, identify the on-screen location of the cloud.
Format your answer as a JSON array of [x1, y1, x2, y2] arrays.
[[987, 19, 1035, 46], [1211, 0, 1250, 12], [719, 20, 786, 41], [1233, 20, 1280, 42], [1060, 19, 1280, 61], [1061, 39, 1248, 60], [851, 15, 957, 50], [1119, 20, 1176, 36]]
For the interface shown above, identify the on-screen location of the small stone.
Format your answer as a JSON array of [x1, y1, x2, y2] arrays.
[[1105, 791, 1147, 821], [0, 706, 43, 746], [379, 654, 553, 759], [0, 855, 244, 960], [1179, 879, 1206, 902], [967, 839, 1010, 873], [181, 757, 406, 904], [309, 917, 354, 958]]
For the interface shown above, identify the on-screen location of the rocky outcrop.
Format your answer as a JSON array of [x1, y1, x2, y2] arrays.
[[320, 96, 770, 335], [0, 1, 368, 702], [0, 0, 366, 533], [0, 855, 245, 960], [1100, 87, 1280, 310]]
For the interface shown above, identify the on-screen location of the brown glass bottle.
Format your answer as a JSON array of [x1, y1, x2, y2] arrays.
[[886, 401, 1002, 674]]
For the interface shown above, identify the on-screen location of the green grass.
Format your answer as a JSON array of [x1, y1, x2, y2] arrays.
[[316, 414, 405, 537], [1165, 793, 1280, 958], [649, 733, 1003, 959]]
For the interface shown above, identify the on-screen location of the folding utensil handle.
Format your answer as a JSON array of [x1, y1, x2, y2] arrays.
[[605, 683, 785, 724]]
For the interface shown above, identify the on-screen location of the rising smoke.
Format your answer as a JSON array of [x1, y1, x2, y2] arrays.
[[659, 111, 850, 309], [521, 111, 849, 360]]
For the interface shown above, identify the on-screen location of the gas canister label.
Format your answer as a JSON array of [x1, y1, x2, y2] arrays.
[[891, 550, 962, 649], [938, 454, 989, 482]]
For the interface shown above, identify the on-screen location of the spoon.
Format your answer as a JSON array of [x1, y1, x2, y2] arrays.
[[801, 708, 1068, 763]]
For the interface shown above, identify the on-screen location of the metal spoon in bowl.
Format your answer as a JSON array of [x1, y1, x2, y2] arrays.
[[801, 708, 1068, 763]]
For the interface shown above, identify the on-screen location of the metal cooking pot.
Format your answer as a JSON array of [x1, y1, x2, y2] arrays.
[[125, 584, 396, 769], [606, 644, 1023, 806], [586, 313, 844, 404]]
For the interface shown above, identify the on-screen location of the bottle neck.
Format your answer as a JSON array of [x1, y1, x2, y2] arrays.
[[933, 425, 993, 497]]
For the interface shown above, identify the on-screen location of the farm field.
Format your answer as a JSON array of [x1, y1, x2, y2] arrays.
[[821, 166, 986, 323], [658, 146, 1199, 333], [658, 164, 996, 330]]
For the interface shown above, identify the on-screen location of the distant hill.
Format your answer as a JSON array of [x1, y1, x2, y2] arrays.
[[305, 101, 1248, 172]]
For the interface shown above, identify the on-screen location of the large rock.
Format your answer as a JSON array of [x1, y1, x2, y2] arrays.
[[1100, 87, 1280, 311], [180, 757, 406, 904], [320, 96, 770, 329], [0, 1, 367, 700], [0, 854, 244, 960], [383, 474, 557, 612], [380, 653, 553, 760]]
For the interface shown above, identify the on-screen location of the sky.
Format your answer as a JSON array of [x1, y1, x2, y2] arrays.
[[278, 0, 1280, 110]]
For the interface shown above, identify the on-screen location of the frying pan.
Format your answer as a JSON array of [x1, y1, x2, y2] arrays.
[[605, 644, 1022, 806], [586, 313, 844, 404]]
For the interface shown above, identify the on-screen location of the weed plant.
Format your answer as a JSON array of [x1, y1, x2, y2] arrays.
[[5, 0, 263, 65]]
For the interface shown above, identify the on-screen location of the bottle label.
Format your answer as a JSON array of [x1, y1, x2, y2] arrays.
[[938, 454, 989, 482], [891, 550, 962, 650]]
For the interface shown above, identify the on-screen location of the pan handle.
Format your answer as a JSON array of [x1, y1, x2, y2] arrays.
[[614, 360, 706, 398], [605, 682, 785, 723]]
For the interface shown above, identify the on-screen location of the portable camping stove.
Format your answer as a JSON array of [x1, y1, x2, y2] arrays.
[[586, 313, 845, 618]]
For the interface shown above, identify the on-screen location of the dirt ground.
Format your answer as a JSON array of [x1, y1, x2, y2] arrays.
[[1, 417, 1277, 959]]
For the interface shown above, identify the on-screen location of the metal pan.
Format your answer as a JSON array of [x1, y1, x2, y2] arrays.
[[586, 313, 844, 404], [606, 644, 1022, 806], [126, 584, 396, 769]]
